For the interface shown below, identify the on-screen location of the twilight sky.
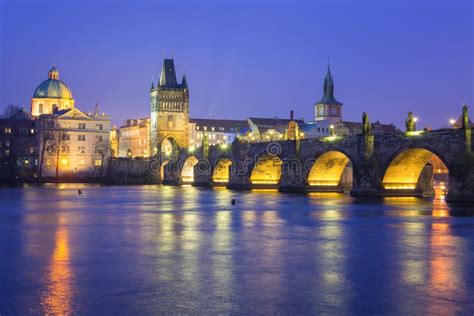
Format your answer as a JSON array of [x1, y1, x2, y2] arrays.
[[0, 0, 472, 128]]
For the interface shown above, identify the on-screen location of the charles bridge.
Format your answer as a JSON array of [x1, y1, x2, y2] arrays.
[[108, 120, 474, 202]]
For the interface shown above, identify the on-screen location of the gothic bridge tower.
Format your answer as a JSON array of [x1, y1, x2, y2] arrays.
[[150, 58, 189, 155]]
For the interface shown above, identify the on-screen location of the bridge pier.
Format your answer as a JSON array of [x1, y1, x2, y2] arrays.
[[446, 156, 474, 202], [161, 160, 182, 185]]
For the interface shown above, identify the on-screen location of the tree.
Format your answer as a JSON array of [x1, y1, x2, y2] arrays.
[[92, 138, 111, 179], [1, 104, 21, 119]]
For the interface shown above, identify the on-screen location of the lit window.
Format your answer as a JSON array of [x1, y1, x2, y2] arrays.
[[4, 128, 11, 134], [78, 159, 85, 166], [94, 160, 102, 166]]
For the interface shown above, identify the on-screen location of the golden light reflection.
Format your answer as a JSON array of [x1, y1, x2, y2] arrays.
[[41, 217, 74, 315], [427, 222, 463, 314], [400, 221, 428, 285]]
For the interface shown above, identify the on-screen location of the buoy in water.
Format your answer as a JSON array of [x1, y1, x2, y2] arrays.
[[78, 189, 82, 195], [231, 199, 236, 205]]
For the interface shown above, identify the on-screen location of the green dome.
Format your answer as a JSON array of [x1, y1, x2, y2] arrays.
[[33, 66, 73, 100]]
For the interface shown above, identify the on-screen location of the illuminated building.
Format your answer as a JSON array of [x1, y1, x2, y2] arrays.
[[109, 126, 119, 158], [117, 118, 150, 158], [36, 108, 111, 178], [150, 58, 189, 154], [302, 66, 397, 138], [30, 66, 75, 117], [30, 68, 111, 178], [189, 118, 246, 147]]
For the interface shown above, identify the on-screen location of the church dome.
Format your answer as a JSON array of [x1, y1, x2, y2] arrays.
[[33, 66, 73, 100]]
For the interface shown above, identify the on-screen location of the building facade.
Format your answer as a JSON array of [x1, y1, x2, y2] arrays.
[[189, 118, 246, 148], [36, 108, 111, 178], [118, 118, 150, 158], [30, 66, 75, 117], [150, 59, 189, 155], [0, 108, 37, 181]]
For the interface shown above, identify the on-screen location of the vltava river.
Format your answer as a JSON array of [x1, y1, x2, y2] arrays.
[[0, 184, 473, 315]]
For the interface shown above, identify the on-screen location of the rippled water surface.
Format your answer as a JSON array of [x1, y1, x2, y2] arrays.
[[1, 184, 474, 315]]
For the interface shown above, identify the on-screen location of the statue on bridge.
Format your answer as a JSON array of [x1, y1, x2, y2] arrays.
[[405, 111, 416, 132], [462, 104, 469, 130], [362, 111, 372, 135]]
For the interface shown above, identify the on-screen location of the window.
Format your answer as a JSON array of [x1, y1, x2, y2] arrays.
[[4, 127, 11, 134], [95, 135, 103, 142], [78, 146, 86, 154], [96, 124, 103, 130], [78, 123, 86, 129], [94, 160, 102, 167], [78, 159, 85, 166], [29, 147, 35, 154], [78, 135, 86, 141], [39, 103, 44, 113], [167, 115, 174, 129], [46, 159, 51, 166], [30, 129, 35, 134], [62, 134, 70, 141], [5, 140, 10, 147], [46, 146, 54, 153], [95, 147, 102, 154], [61, 146, 70, 153], [5, 149, 10, 157], [63, 123, 70, 129]]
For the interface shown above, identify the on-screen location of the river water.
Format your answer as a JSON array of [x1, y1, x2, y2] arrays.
[[0, 184, 473, 315]]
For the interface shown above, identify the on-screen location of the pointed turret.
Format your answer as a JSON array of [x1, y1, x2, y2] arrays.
[[159, 59, 178, 87], [181, 74, 188, 89], [314, 64, 343, 122], [150, 78, 155, 90], [319, 65, 342, 105]]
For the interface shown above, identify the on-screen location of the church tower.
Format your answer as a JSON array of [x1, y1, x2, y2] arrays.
[[150, 58, 189, 155], [314, 65, 343, 123]]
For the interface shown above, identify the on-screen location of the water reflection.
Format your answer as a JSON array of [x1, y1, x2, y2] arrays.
[[40, 215, 74, 315], [1, 185, 474, 314]]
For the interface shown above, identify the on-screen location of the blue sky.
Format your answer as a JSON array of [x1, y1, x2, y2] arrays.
[[0, 0, 472, 128]]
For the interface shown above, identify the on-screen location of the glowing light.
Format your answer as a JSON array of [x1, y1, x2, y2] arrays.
[[449, 118, 456, 125], [61, 159, 68, 166], [406, 131, 424, 136], [383, 183, 417, 190], [323, 135, 340, 142], [414, 117, 419, 122], [220, 143, 228, 149], [330, 124, 334, 129], [188, 146, 195, 152]]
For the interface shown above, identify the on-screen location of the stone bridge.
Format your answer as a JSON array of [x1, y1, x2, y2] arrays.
[[157, 128, 474, 202]]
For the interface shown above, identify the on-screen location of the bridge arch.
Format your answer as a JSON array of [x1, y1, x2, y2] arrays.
[[212, 159, 233, 184], [382, 147, 448, 191], [160, 136, 177, 157], [181, 155, 199, 183], [250, 155, 282, 186], [307, 150, 353, 190]]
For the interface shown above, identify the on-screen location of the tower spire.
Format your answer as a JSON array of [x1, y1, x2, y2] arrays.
[[151, 75, 155, 90], [159, 58, 178, 87]]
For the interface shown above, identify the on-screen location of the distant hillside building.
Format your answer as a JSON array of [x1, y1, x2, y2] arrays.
[[150, 58, 189, 155]]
